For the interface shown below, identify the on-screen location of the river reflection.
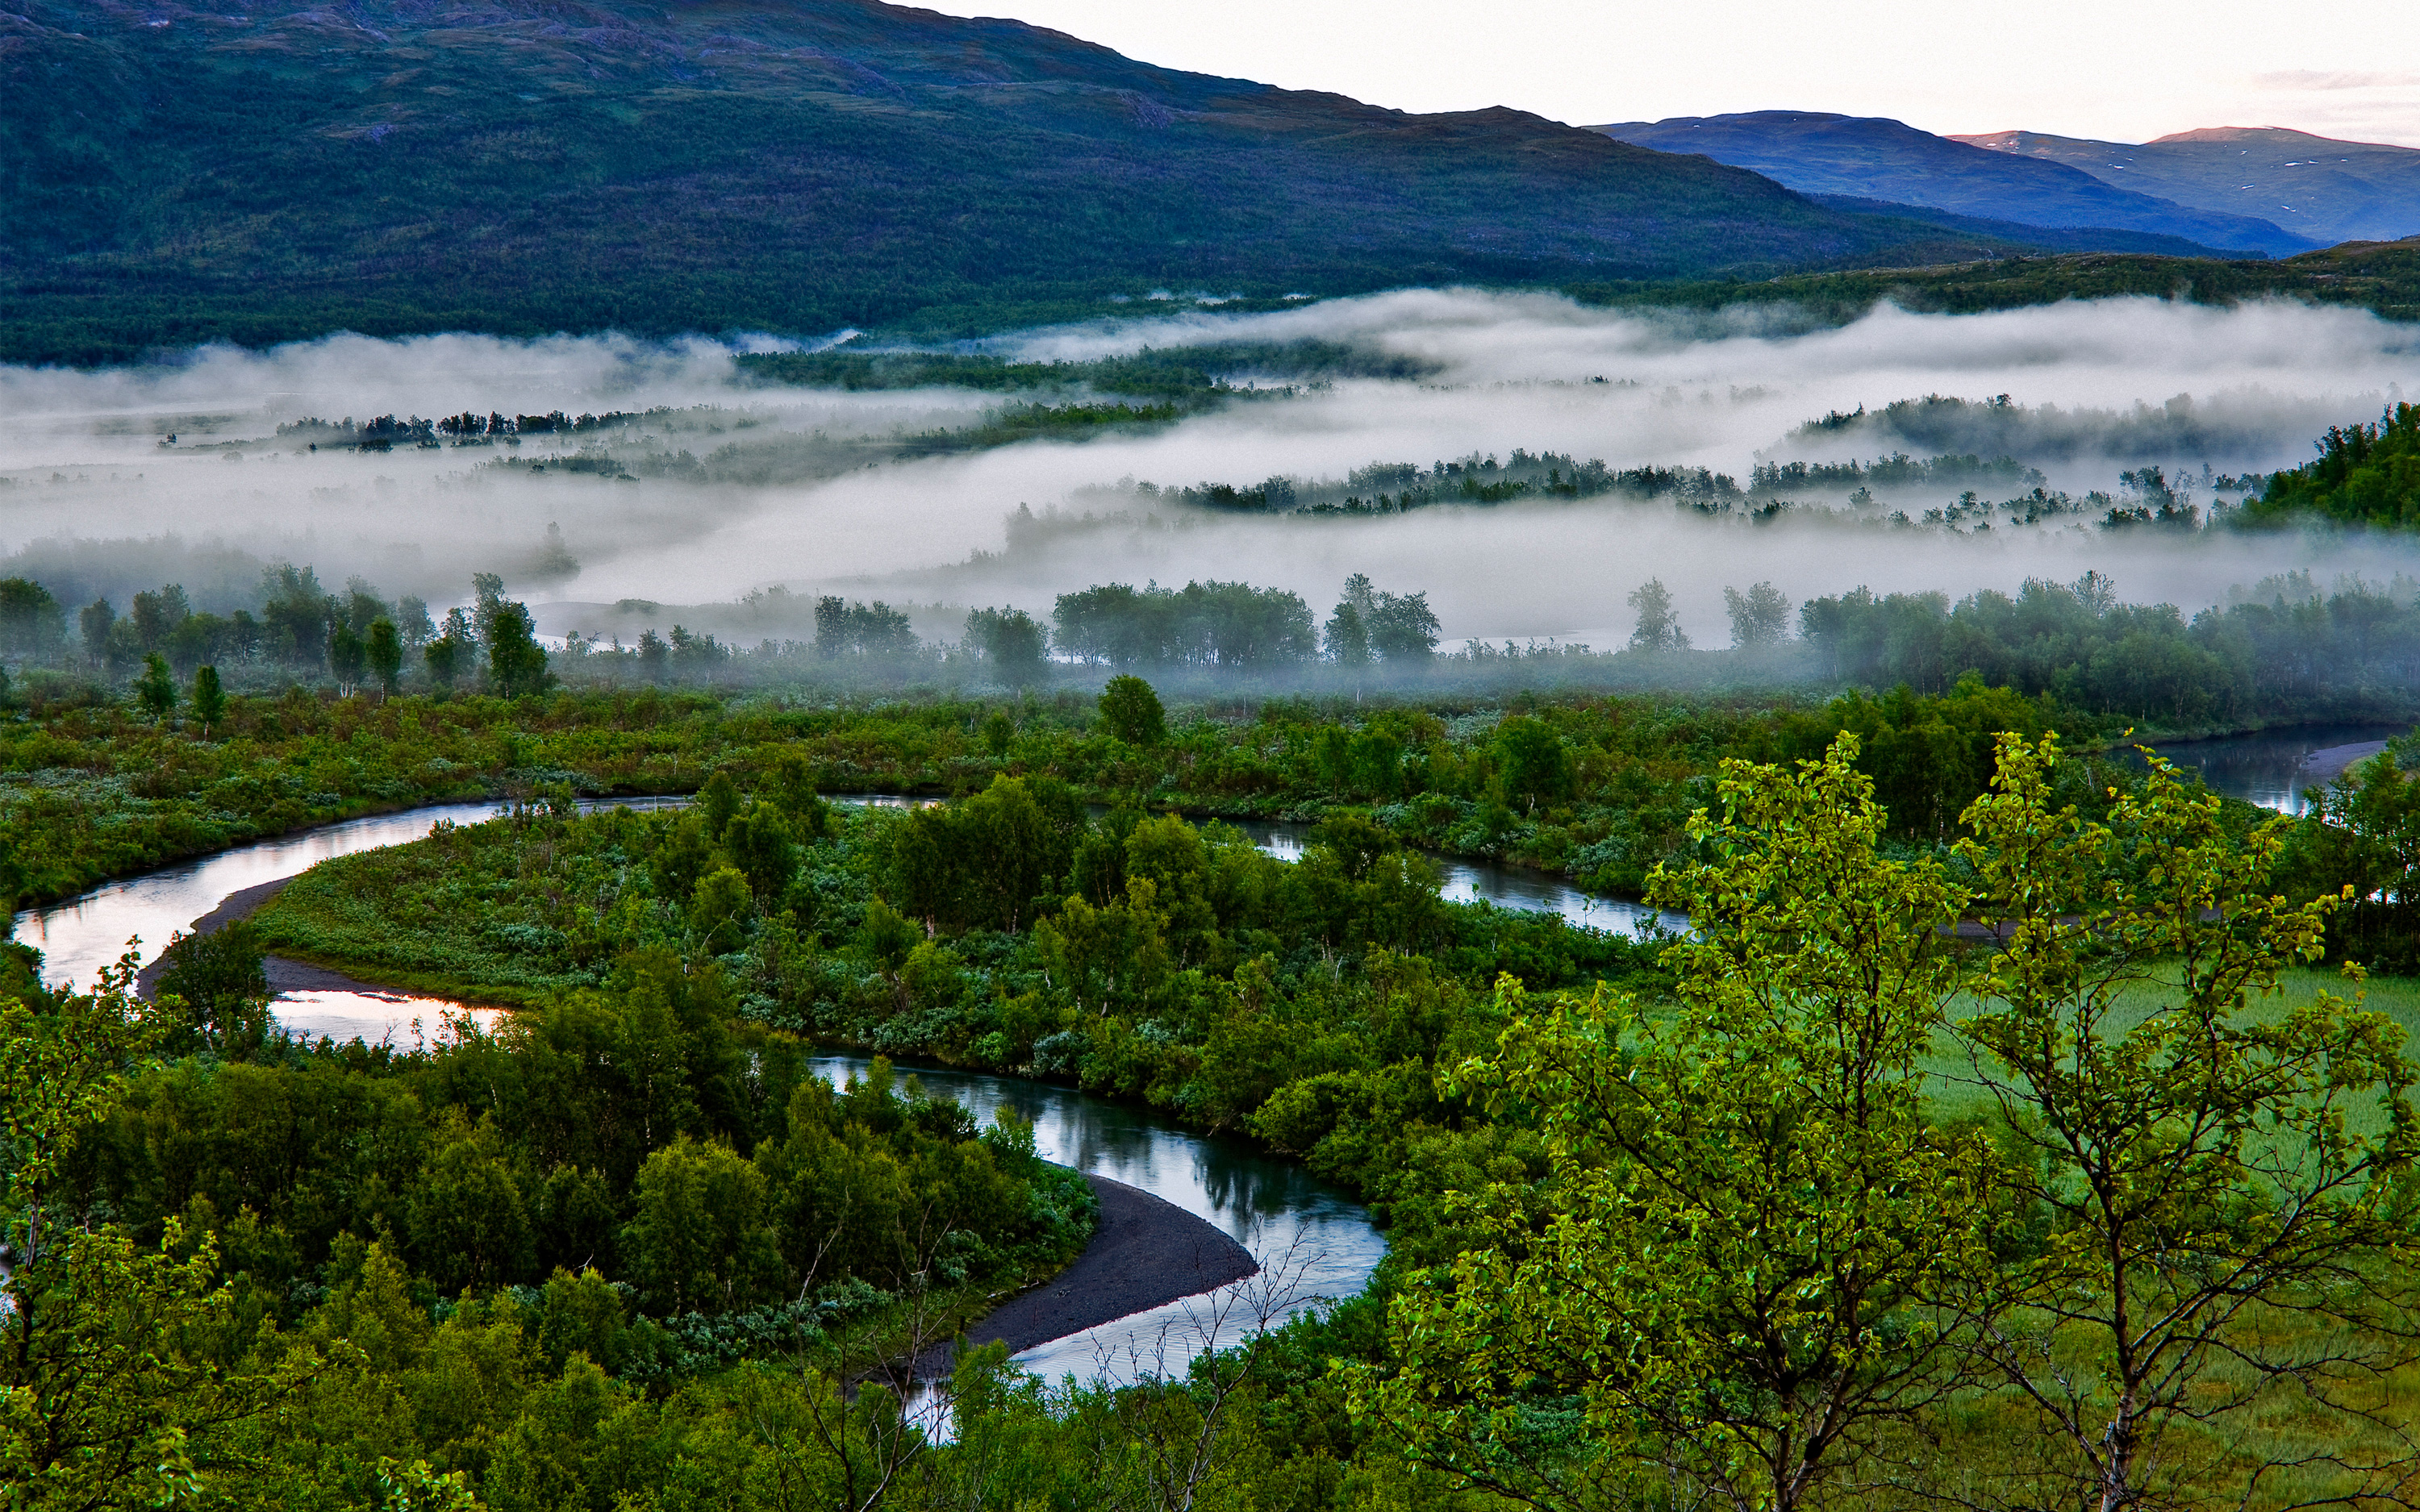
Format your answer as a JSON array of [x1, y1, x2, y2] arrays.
[[10, 797, 686, 1039], [2124, 723, 2411, 816], [805, 1054, 1383, 1382], [1224, 722, 2420, 928], [31, 725, 2385, 1038], [1218, 814, 1683, 937], [8, 793, 1387, 1385]]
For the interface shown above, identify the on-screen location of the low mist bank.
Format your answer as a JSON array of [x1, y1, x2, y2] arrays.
[[7, 557, 2418, 739], [549, 567, 2420, 731], [2, 291, 2414, 657]]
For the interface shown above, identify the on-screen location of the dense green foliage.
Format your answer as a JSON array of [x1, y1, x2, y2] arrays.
[[6, 951, 1111, 1509], [17, 728, 2419, 1510], [1371, 739, 1997, 1510], [1798, 571, 2420, 727], [1360, 737, 2420, 1512], [2248, 402, 2420, 528], [2280, 735, 2420, 972], [247, 777, 1659, 1127], [77, 969, 1093, 1312], [0, 656, 2134, 920], [1053, 581, 1323, 669]]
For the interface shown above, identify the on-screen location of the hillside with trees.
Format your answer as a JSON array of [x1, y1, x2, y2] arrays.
[[1573, 237, 2420, 325], [2247, 402, 2420, 529], [0, 0, 2033, 365]]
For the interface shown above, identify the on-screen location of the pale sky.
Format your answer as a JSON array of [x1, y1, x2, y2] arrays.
[[917, 0, 2420, 148]]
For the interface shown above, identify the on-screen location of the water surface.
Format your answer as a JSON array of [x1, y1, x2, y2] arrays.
[[806, 1055, 1383, 1383], [12, 797, 685, 1039], [2127, 723, 2410, 815], [8, 795, 1384, 1385], [1219, 814, 1681, 936]]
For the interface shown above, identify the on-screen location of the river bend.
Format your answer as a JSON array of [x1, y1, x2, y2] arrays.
[[10, 798, 1384, 1382], [14, 728, 2370, 1377]]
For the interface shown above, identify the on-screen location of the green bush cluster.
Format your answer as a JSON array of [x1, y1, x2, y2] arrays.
[[69, 952, 1091, 1318], [249, 773, 1662, 1198], [15, 704, 2420, 1510], [0, 676, 2112, 917]]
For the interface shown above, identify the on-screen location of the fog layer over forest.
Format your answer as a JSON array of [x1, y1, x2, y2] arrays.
[[3, 292, 2414, 652]]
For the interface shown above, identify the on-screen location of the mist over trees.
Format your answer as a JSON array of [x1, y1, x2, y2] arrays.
[[1723, 581, 1792, 645], [12, 157, 2420, 1512], [1796, 569, 2420, 724], [815, 597, 919, 660], [1045, 389, 2420, 544], [11, 553, 2420, 734], [2247, 402, 2420, 529], [1051, 581, 1319, 669], [962, 606, 1049, 686], [1626, 578, 1689, 652], [12, 564, 553, 706]]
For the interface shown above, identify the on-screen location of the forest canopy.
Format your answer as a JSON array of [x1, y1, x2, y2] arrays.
[[2248, 402, 2420, 528]]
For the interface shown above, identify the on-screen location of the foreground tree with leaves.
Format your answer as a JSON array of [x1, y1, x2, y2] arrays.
[[1358, 735, 2003, 1512], [1360, 731, 2420, 1512], [0, 954, 467, 1510], [2, 959, 260, 1506], [1949, 735, 2420, 1512]]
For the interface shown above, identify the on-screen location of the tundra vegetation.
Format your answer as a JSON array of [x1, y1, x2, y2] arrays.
[[9, 421, 2420, 1509], [10, 714, 2420, 1510]]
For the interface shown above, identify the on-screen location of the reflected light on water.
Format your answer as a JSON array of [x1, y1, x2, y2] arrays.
[[273, 993, 511, 1048], [803, 1054, 1386, 1387], [1220, 815, 1683, 936]]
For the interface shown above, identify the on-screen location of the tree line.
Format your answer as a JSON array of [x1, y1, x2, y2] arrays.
[[735, 337, 1440, 398], [1796, 567, 2420, 724], [14, 555, 2420, 734], [0, 565, 557, 714], [1024, 576, 1441, 676], [1092, 396, 2420, 535], [2246, 400, 2420, 529], [271, 407, 672, 449]]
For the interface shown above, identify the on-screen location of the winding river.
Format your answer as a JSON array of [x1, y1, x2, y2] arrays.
[[10, 724, 2397, 1375], [8, 795, 1383, 1384]]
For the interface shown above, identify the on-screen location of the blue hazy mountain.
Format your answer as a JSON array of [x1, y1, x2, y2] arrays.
[[1953, 127, 2420, 247], [1592, 112, 2317, 256]]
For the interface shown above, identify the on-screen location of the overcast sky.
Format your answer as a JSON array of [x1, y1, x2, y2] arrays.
[[918, 0, 2420, 148]]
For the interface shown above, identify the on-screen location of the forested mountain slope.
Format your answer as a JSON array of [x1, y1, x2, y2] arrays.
[[1, 0, 1999, 362], [1572, 238, 2420, 327], [1955, 127, 2420, 246], [1593, 111, 2316, 256]]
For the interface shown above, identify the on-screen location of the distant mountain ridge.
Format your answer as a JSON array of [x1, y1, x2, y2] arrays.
[[1591, 112, 2317, 256], [1800, 196, 2245, 259], [0, 0, 2034, 364], [1951, 127, 2420, 245]]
